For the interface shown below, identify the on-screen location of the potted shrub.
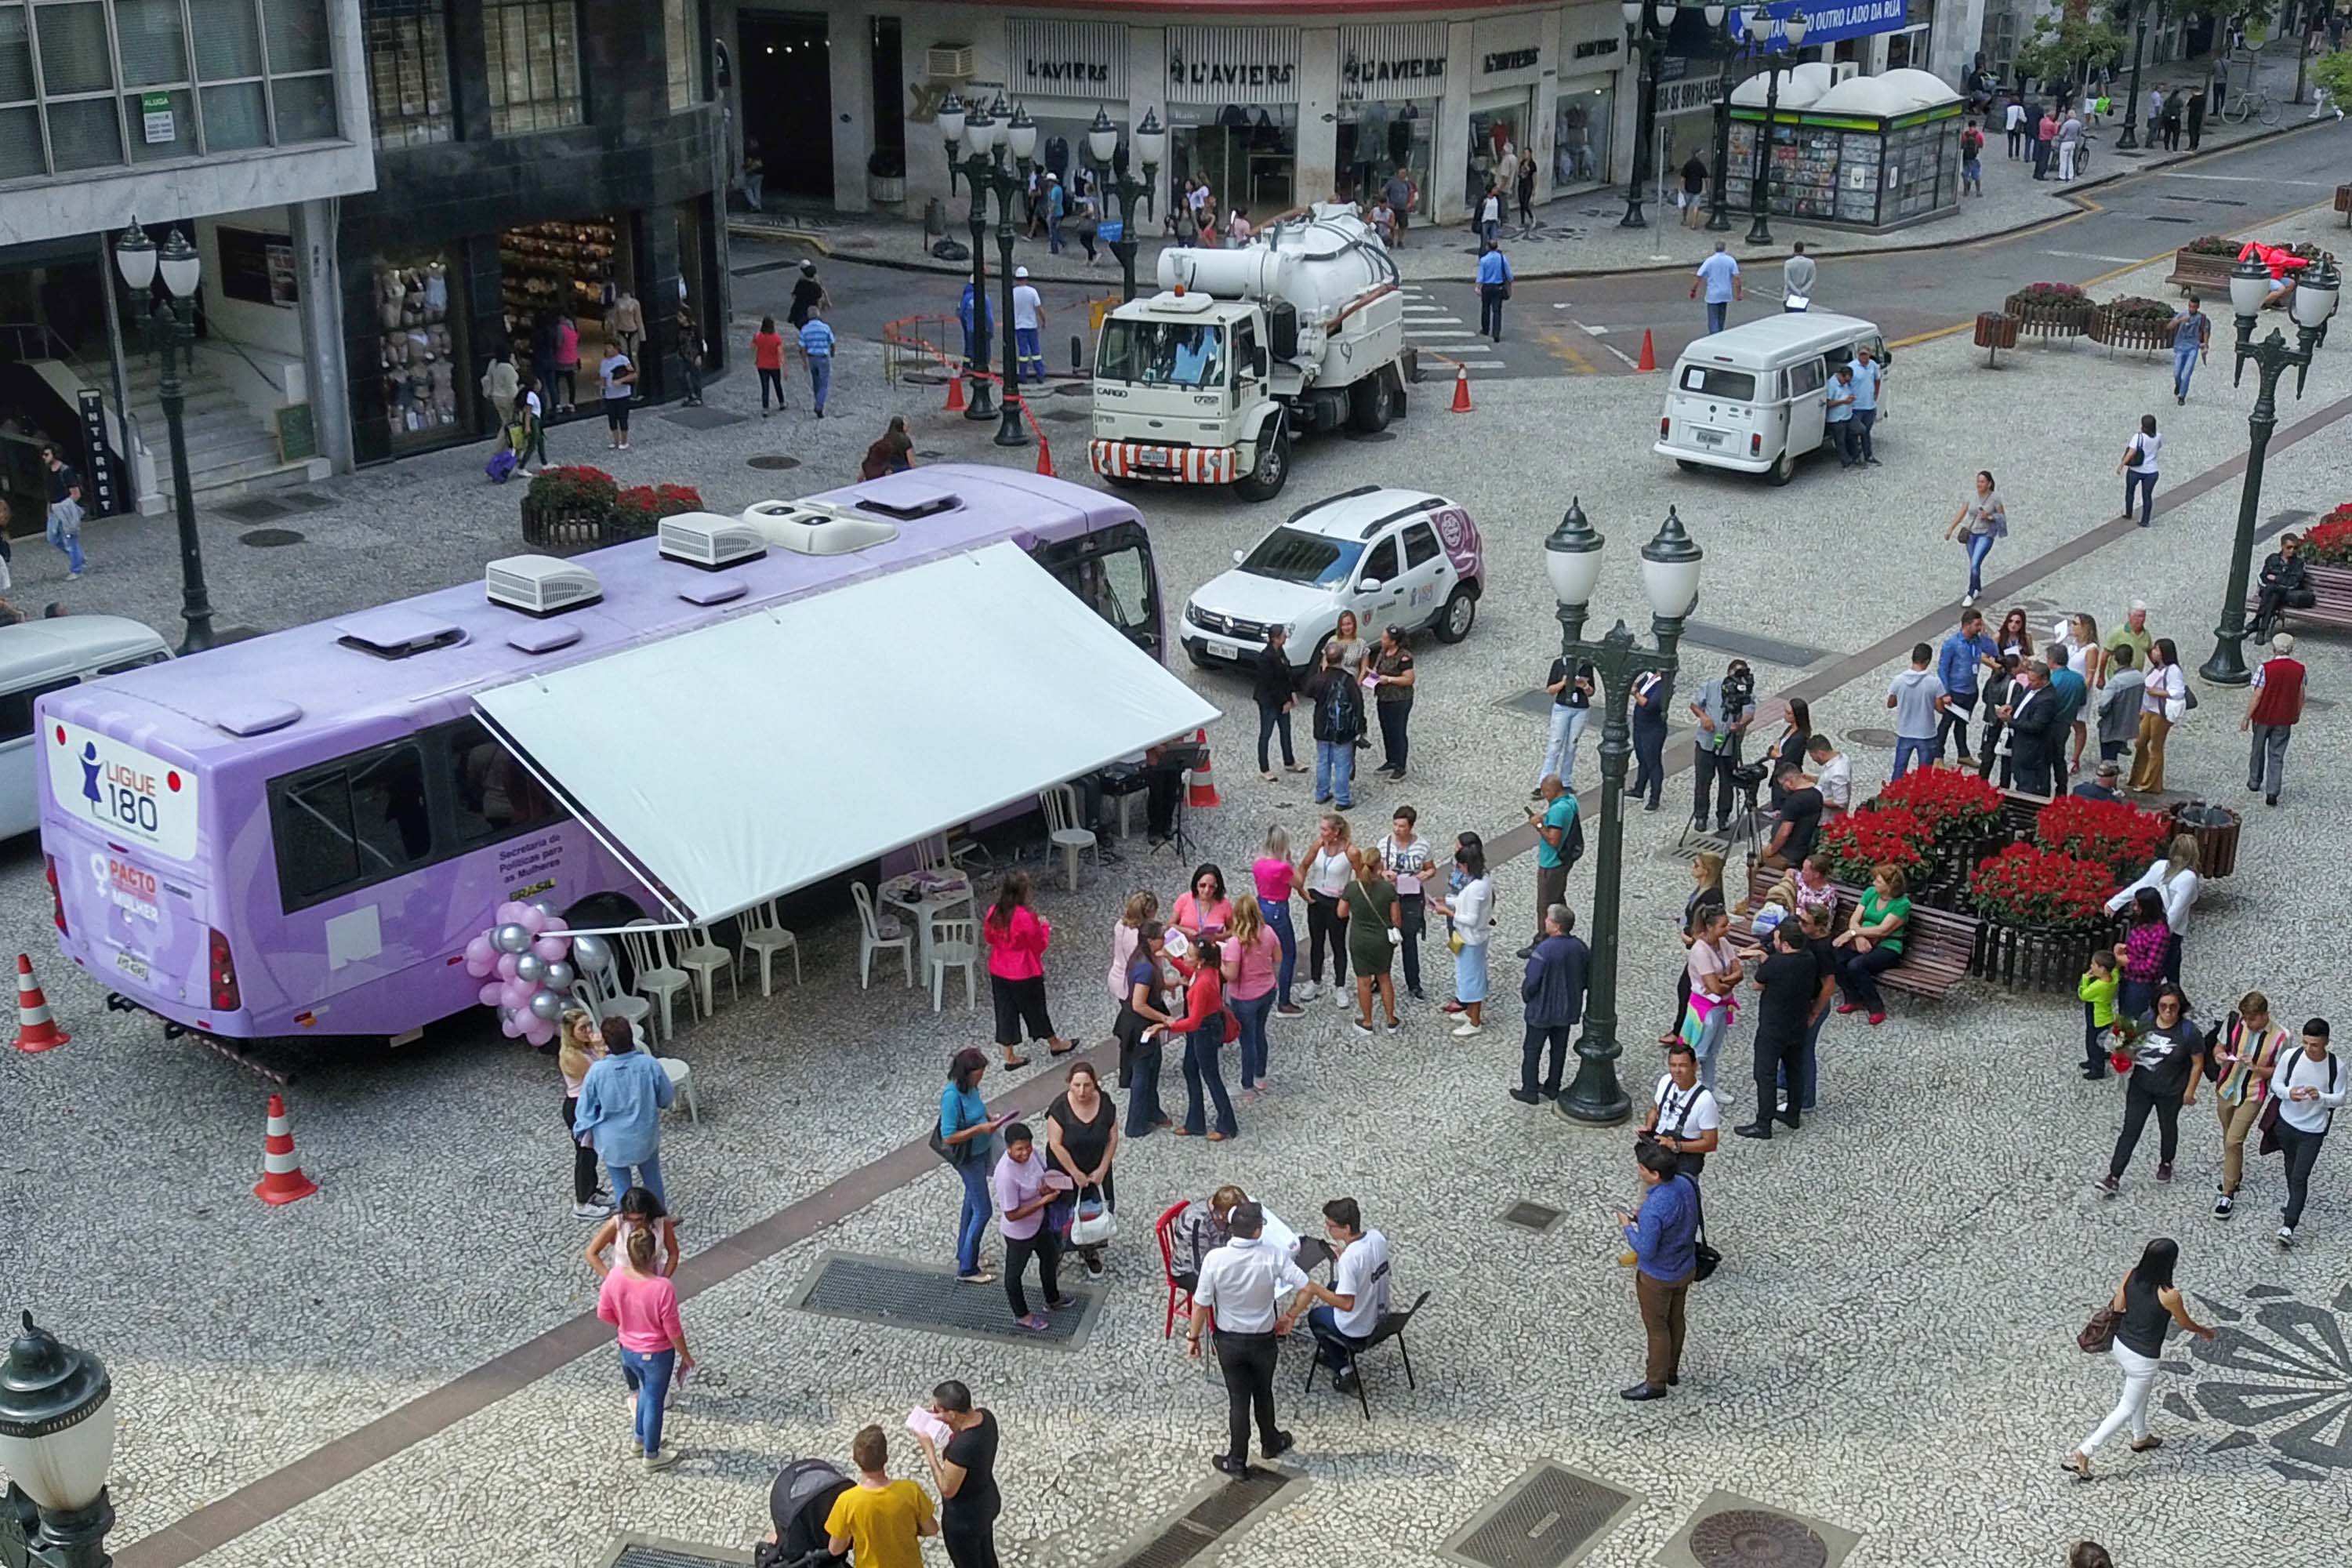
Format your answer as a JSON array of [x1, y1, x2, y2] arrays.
[[1817, 806, 1933, 888], [2034, 794, 2172, 878], [1969, 840, 2121, 993], [2303, 503, 2352, 565], [2091, 294, 2178, 350], [610, 482, 706, 539], [520, 464, 619, 550], [2000, 281, 2094, 338]]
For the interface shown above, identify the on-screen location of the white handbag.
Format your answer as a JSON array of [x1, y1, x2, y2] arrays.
[[1069, 1184, 1119, 1247]]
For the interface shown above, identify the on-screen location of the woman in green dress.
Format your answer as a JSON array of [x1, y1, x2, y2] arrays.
[[1339, 847, 1403, 1036]]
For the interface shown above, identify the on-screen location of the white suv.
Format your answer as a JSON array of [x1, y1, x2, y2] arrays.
[[1181, 486, 1486, 669]]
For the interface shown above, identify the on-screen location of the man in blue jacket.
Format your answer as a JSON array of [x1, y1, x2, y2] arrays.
[[574, 1017, 676, 1207], [1477, 241, 1513, 343], [1515, 905, 1590, 1105], [1935, 608, 2000, 761]]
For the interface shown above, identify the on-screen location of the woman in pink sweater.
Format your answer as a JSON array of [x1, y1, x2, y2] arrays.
[[984, 870, 1073, 1068], [596, 1226, 694, 1471]]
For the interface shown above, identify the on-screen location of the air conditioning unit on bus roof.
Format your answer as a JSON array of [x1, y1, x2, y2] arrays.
[[658, 510, 769, 571], [485, 554, 604, 617], [741, 500, 901, 554]]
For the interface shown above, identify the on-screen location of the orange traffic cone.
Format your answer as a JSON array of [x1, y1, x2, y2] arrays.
[[1450, 365, 1472, 413], [253, 1093, 318, 1206], [945, 368, 967, 412], [1187, 729, 1221, 808], [1035, 435, 1054, 477], [13, 953, 67, 1053], [1636, 329, 1657, 372]]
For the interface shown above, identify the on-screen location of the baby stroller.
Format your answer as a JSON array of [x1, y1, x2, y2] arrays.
[[756, 1458, 853, 1568]]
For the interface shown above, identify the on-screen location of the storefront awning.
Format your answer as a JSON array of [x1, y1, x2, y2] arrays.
[[472, 542, 1218, 924]]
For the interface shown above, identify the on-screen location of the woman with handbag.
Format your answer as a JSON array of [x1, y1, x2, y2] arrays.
[[993, 1122, 1076, 1332], [1047, 1062, 1120, 1278], [2063, 1236, 2215, 1478], [1339, 848, 1403, 1037], [1682, 907, 1744, 1094], [1663, 853, 1727, 1045], [2129, 637, 2187, 793], [1162, 931, 1239, 1141], [1613, 1138, 1704, 1402], [941, 1048, 1017, 1285], [1114, 921, 1175, 1138], [2207, 990, 2288, 1219], [1221, 894, 1282, 1094], [1297, 814, 1356, 1005], [1428, 840, 1494, 1038]]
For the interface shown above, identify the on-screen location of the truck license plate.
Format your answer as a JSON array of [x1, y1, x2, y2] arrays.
[[1207, 639, 1239, 660], [114, 949, 149, 983], [1694, 428, 1727, 448]]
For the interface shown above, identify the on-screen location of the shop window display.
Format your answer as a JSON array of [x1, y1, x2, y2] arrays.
[[498, 218, 635, 413], [1338, 102, 1432, 212], [375, 254, 462, 445], [1553, 85, 1614, 190]]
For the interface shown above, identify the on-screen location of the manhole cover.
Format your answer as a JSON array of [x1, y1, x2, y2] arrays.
[[1500, 1201, 1563, 1234], [1688, 1511, 1828, 1568], [1443, 1463, 1635, 1568], [902, 371, 948, 386], [214, 496, 291, 523], [914, 449, 946, 459], [2303, 696, 2336, 711], [1053, 382, 1092, 396], [238, 527, 307, 547], [789, 1250, 1104, 1349], [665, 406, 749, 430], [746, 454, 800, 470], [1846, 727, 1899, 748], [1345, 430, 1397, 442], [1043, 408, 1088, 423]]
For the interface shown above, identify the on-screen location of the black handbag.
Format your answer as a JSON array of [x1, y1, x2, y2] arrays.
[[1686, 1175, 1722, 1283]]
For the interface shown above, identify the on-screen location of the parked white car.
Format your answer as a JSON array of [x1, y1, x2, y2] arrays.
[[1180, 485, 1485, 669], [0, 615, 172, 840]]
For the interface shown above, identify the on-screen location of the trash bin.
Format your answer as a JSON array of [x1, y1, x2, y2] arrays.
[[2168, 800, 2241, 879]]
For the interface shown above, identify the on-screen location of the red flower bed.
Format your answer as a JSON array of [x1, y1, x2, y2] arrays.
[[612, 482, 706, 528], [1969, 842, 2118, 931], [2034, 795, 2172, 877], [1819, 807, 1932, 885], [2306, 504, 2352, 566], [1870, 767, 2005, 843]]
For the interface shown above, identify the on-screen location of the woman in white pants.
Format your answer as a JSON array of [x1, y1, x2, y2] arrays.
[[2063, 1237, 2215, 1479]]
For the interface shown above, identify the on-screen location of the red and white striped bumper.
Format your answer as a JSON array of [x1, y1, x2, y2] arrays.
[[1089, 440, 1238, 485]]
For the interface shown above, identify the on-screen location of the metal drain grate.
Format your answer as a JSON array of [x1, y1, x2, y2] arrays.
[[214, 496, 292, 523], [1678, 622, 1833, 668], [272, 489, 332, 513], [1501, 1200, 1563, 1234], [789, 1250, 1103, 1349], [746, 454, 800, 470], [597, 1537, 750, 1568], [1443, 1462, 1635, 1568], [1687, 1509, 1828, 1568], [665, 406, 750, 430], [1110, 1465, 1303, 1567], [239, 528, 307, 547]]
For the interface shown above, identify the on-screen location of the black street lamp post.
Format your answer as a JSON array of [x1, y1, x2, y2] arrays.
[[111, 222, 216, 655], [1702, 4, 1743, 232], [1620, 1, 1681, 230], [939, 92, 1038, 443], [0, 1312, 118, 1568], [1086, 107, 1166, 306], [2200, 256, 2339, 686], [1743, 7, 1810, 248], [1545, 502, 1705, 1127], [2117, 2, 2151, 150], [938, 93, 999, 425]]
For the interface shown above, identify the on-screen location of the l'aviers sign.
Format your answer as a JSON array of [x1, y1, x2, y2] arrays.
[[1005, 18, 1127, 99], [1166, 25, 1301, 103], [1170, 56, 1295, 89]]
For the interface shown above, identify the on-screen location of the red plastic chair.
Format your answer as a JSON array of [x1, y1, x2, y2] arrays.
[[1155, 1200, 1192, 1339]]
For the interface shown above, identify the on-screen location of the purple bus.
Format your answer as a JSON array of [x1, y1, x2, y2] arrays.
[[37, 466, 1168, 1044]]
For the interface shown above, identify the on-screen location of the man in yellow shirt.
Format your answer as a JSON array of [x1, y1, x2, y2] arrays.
[[822, 1426, 938, 1568]]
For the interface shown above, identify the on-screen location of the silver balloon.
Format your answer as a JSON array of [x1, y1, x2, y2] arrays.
[[542, 960, 576, 991], [528, 987, 566, 1022], [530, 898, 561, 918], [492, 922, 533, 955], [571, 933, 612, 973], [514, 952, 547, 985]]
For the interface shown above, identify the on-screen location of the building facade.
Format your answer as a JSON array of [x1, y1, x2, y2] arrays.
[[713, 0, 1978, 228]]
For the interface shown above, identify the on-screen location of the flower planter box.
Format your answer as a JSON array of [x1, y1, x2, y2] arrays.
[[2165, 246, 2238, 296], [2166, 800, 2241, 879], [519, 498, 657, 553], [1974, 916, 2125, 996], [2000, 292, 2095, 339], [2089, 308, 2176, 352], [2336, 184, 2350, 227]]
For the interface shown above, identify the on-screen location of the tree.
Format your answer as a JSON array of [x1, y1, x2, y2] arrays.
[[2015, 13, 2125, 89], [2314, 49, 2352, 104]]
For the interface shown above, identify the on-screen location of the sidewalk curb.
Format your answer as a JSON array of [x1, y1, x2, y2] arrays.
[[730, 118, 2328, 289]]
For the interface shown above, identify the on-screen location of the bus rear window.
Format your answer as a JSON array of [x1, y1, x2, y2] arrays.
[[272, 743, 434, 909], [1680, 365, 1758, 401]]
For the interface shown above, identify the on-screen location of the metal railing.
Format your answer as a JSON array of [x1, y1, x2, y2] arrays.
[[0, 319, 146, 453], [882, 314, 959, 387]]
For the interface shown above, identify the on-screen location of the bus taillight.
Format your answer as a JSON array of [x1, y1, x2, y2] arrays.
[[209, 928, 241, 1011], [45, 856, 67, 935]]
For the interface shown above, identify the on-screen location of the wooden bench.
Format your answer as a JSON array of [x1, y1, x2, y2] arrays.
[[1732, 863, 1978, 1001], [2245, 561, 2352, 637]]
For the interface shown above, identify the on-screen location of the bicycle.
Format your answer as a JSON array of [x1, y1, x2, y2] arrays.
[[2220, 84, 2281, 125]]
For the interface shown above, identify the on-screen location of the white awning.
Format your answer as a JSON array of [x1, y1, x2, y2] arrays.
[[474, 542, 1218, 922]]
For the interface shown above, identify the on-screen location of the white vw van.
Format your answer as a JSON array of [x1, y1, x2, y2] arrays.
[[1654, 312, 1888, 485], [0, 615, 171, 840]]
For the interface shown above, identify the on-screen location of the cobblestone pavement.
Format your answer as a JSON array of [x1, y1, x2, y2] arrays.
[[5, 205, 2350, 1568]]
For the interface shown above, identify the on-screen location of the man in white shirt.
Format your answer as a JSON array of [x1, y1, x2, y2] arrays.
[[1186, 1202, 1309, 1476], [1639, 1043, 1721, 1178], [1805, 735, 1852, 816], [1304, 1197, 1392, 1392], [1011, 266, 1046, 383], [2270, 1018, 2343, 1246]]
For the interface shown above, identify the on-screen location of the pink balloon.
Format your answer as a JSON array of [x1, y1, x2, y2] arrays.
[[521, 907, 552, 936], [523, 1020, 557, 1047], [495, 952, 521, 980], [532, 935, 569, 963], [501, 1014, 524, 1038], [478, 981, 505, 1007], [496, 901, 532, 925], [539, 915, 568, 935], [501, 978, 534, 1010], [464, 935, 497, 975]]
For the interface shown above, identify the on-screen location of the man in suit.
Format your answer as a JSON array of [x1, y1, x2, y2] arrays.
[[2002, 661, 2063, 796]]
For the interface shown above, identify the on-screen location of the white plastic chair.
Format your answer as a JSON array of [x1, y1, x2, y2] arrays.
[[675, 923, 739, 1018], [1040, 782, 1100, 891], [619, 922, 693, 1042], [928, 916, 980, 1014], [914, 834, 953, 875], [852, 882, 913, 989], [573, 942, 652, 1047], [659, 1055, 699, 1123], [736, 898, 801, 996]]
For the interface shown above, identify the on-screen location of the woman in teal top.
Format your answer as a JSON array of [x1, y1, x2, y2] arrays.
[[1831, 862, 1911, 1025], [940, 1048, 1008, 1283]]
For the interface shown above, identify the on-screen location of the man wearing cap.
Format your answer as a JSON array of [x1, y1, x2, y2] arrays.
[[2242, 632, 2306, 808], [1011, 267, 1046, 383], [1185, 1201, 1309, 1477], [2073, 760, 2126, 802]]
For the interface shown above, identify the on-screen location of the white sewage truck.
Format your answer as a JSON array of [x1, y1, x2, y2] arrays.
[[1087, 204, 1409, 503]]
